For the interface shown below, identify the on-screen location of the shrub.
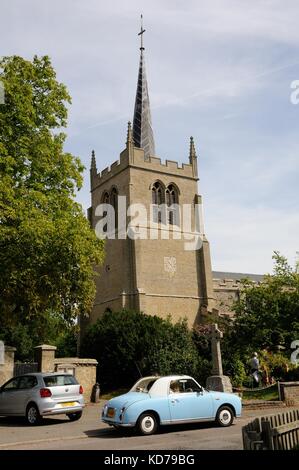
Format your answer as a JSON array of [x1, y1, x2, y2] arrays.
[[196, 358, 212, 385], [259, 350, 292, 381], [80, 310, 201, 391], [223, 355, 247, 387], [192, 326, 211, 360], [0, 323, 34, 361], [55, 326, 78, 358]]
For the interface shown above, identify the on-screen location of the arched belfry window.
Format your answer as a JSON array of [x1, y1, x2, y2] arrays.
[[152, 182, 164, 223], [152, 182, 164, 205], [166, 184, 177, 206], [166, 184, 179, 225]]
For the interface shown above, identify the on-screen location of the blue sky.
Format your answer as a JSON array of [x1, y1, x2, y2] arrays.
[[2, 0, 299, 274]]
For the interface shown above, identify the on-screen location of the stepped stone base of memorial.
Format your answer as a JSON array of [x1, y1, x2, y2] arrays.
[[206, 375, 233, 393]]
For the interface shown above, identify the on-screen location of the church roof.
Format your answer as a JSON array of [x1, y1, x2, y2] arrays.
[[132, 16, 155, 161], [212, 271, 264, 282]]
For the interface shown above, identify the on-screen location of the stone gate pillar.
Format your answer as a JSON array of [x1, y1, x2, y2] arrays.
[[34, 344, 57, 373]]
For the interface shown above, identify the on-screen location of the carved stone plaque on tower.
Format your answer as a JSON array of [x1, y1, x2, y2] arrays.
[[164, 256, 176, 274]]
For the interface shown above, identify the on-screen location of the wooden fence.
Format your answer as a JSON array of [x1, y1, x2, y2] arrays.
[[242, 417, 264, 450], [243, 409, 299, 450]]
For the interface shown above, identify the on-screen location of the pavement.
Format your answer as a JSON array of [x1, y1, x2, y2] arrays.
[[0, 400, 291, 450]]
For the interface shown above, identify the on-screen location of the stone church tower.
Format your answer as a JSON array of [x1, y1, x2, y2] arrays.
[[86, 24, 215, 329]]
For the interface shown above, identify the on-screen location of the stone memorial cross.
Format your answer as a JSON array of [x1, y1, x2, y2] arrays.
[[210, 323, 223, 376]]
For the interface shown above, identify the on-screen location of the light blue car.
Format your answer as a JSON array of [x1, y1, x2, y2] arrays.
[[102, 375, 242, 435]]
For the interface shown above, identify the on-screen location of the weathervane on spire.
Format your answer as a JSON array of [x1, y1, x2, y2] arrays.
[[138, 14, 145, 50]]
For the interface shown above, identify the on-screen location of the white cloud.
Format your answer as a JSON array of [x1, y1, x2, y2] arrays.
[[1, 0, 299, 273]]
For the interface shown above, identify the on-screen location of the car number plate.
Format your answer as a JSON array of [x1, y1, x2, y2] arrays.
[[61, 402, 76, 407], [107, 407, 115, 418]]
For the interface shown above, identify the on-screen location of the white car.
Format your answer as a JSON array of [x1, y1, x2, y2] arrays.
[[0, 372, 85, 425]]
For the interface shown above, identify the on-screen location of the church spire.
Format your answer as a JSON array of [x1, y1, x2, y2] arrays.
[[132, 15, 156, 161]]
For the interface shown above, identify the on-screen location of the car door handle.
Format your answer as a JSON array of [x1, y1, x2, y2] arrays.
[[171, 399, 179, 403]]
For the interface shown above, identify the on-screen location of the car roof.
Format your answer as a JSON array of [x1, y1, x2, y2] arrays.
[[151, 376, 196, 396], [132, 375, 196, 397], [21, 372, 74, 377], [137, 375, 192, 381]]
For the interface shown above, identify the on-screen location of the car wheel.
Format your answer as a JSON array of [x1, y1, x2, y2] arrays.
[[67, 411, 82, 421], [26, 404, 42, 426], [216, 406, 234, 427], [137, 412, 158, 435]]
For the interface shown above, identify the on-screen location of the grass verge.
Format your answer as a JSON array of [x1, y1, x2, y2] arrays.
[[242, 384, 279, 401]]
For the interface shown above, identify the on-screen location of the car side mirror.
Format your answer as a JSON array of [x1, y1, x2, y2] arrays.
[[195, 388, 203, 394]]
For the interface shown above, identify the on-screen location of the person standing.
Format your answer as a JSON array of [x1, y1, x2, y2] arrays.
[[250, 352, 260, 387]]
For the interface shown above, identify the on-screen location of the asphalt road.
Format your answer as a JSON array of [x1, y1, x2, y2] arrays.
[[0, 401, 288, 450]]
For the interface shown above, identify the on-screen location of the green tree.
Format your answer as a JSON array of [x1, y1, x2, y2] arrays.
[[81, 310, 203, 391], [222, 252, 299, 381], [0, 56, 104, 357]]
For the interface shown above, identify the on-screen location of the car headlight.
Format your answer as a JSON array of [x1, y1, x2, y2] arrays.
[[102, 403, 108, 416], [119, 406, 126, 421]]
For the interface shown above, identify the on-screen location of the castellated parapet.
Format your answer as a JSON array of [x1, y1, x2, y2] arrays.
[[91, 146, 197, 192]]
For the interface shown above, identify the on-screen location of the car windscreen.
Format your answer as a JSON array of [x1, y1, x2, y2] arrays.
[[133, 378, 158, 392], [43, 375, 78, 387]]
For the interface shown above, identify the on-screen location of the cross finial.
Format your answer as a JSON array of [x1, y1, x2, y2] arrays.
[[138, 14, 145, 50]]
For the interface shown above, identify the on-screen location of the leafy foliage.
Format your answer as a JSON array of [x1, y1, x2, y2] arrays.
[[0, 313, 78, 361], [221, 252, 299, 385], [55, 325, 79, 358], [225, 252, 299, 356], [223, 355, 247, 387], [80, 310, 206, 391], [0, 56, 104, 356], [258, 350, 292, 382]]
